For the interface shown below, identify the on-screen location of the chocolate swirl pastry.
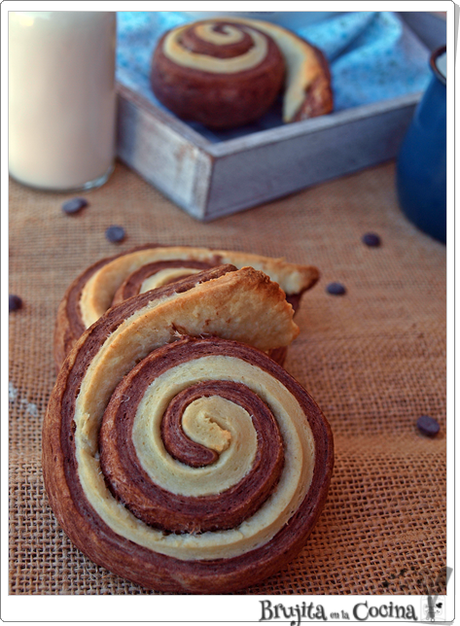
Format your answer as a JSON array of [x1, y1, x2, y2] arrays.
[[151, 20, 285, 128], [53, 244, 319, 370], [43, 266, 333, 593], [150, 17, 333, 129]]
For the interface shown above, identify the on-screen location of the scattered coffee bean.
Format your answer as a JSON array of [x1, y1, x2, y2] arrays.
[[62, 197, 88, 215], [9, 294, 23, 312], [362, 232, 381, 247], [105, 225, 126, 243], [326, 282, 346, 296], [416, 415, 440, 437]]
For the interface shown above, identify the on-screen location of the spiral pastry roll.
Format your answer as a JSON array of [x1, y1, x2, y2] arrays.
[[43, 266, 333, 593], [53, 244, 319, 369], [151, 19, 285, 128], [150, 17, 332, 129]]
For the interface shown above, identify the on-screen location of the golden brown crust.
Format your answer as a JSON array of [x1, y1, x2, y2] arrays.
[[53, 244, 319, 371], [292, 44, 333, 121], [43, 275, 334, 595]]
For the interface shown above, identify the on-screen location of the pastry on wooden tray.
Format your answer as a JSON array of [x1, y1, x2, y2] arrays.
[[53, 244, 319, 370], [150, 17, 333, 128], [43, 264, 333, 594]]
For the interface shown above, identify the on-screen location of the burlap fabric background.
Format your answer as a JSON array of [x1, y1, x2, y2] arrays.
[[9, 160, 446, 595]]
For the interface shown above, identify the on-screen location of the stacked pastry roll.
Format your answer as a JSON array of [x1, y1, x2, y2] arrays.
[[43, 246, 333, 593]]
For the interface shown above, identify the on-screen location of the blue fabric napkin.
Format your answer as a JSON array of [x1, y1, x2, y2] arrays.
[[116, 11, 432, 142]]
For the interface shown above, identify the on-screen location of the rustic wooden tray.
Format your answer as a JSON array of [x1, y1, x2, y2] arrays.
[[116, 87, 419, 221], [115, 12, 445, 221]]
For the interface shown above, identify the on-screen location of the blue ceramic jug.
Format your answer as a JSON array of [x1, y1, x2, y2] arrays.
[[396, 46, 446, 244]]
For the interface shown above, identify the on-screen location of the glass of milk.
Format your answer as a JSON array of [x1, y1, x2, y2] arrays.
[[9, 12, 117, 191]]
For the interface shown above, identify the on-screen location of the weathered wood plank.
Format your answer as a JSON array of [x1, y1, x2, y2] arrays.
[[115, 82, 421, 221], [204, 94, 421, 220], [116, 84, 213, 219]]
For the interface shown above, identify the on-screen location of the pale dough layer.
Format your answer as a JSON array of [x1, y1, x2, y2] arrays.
[[181, 397, 234, 454], [140, 268, 202, 294], [75, 355, 315, 561], [163, 23, 268, 74], [80, 247, 317, 327], [195, 23, 244, 45], [134, 385, 257, 496]]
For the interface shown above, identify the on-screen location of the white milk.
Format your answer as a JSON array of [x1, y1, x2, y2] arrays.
[[9, 12, 117, 191]]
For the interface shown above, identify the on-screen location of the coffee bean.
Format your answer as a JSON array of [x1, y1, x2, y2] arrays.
[[362, 232, 381, 247], [416, 415, 440, 437], [326, 282, 346, 296], [62, 197, 88, 215], [105, 225, 126, 243], [9, 294, 23, 312]]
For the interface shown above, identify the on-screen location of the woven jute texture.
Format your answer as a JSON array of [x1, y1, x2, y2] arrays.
[[9, 160, 446, 596]]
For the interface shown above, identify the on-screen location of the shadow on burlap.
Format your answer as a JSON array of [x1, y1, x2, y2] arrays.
[[9, 161, 447, 595]]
